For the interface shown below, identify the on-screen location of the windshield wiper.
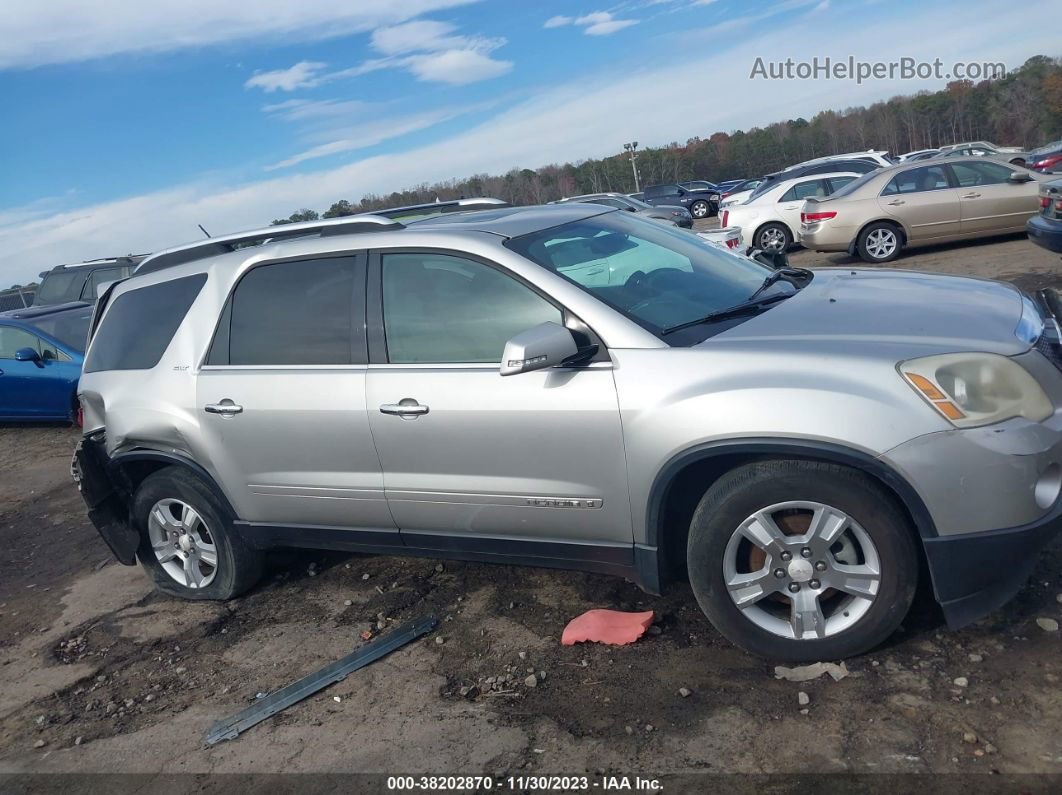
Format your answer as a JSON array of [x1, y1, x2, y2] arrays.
[[747, 267, 813, 301], [660, 292, 791, 335]]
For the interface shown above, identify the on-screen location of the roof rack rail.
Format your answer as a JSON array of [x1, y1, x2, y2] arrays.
[[135, 215, 402, 276], [372, 197, 509, 221]]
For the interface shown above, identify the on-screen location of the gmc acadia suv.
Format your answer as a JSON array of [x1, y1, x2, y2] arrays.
[[73, 198, 1062, 660]]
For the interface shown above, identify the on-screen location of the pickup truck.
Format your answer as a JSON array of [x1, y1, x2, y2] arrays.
[[642, 183, 719, 219]]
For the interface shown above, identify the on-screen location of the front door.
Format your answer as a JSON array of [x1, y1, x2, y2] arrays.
[[365, 250, 632, 558], [0, 326, 74, 418], [950, 161, 1041, 234], [195, 254, 395, 538]]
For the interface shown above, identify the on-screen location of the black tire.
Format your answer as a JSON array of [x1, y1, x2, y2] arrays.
[[856, 221, 902, 263], [755, 222, 792, 253], [690, 200, 710, 220], [686, 460, 918, 661], [131, 466, 263, 600]]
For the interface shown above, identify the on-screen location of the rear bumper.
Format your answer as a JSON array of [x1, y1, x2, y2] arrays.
[[1027, 214, 1062, 253], [799, 225, 853, 252], [923, 497, 1062, 628], [72, 435, 139, 565]]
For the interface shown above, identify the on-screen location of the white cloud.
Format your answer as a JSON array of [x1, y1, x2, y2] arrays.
[[244, 61, 327, 92], [3, 0, 1060, 284], [545, 11, 640, 36], [404, 48, 512, 84], [371, 19, 468, 54], [543, 15, 574, 28], [0, 0, 481, 69]]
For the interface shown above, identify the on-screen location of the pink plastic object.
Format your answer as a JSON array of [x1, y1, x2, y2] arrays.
[[561, 609, 655, 646]]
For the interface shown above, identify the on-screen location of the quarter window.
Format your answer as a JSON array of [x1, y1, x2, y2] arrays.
[[881, 166, 951, 196], [84, 274, 207, 373], [381, 253, 561, 364], [213, 257, 356, 366]]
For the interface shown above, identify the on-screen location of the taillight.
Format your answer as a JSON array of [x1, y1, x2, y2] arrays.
[[721, 211, 729, 227], [721, 192, 731, 199], [1042, 197, 1052, 208], [1056, 199, 1062, 211], [801, 211, 837, 223], [726, 238, 740, 249]]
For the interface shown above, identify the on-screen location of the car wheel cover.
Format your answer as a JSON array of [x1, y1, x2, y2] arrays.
[[692, 202, 708, 218], [147, 498, 219, 588], [722, 501, 881, 640], [865, 228, 897, 259], [759, 226, 786, 250]]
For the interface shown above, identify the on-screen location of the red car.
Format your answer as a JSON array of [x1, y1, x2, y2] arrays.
[[1027, 140, 1062, 174]]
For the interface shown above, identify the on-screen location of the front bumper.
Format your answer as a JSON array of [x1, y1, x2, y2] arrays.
[[922, 496, 1062, 628]]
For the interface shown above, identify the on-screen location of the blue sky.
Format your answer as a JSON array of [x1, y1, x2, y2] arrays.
[[1, 0, 1060, 285]]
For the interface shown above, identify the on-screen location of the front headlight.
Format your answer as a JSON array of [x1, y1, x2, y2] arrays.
[[899, 352, 1053, 428]]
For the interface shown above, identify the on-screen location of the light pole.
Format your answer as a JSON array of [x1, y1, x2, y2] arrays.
[[623, 141, 640, 192]]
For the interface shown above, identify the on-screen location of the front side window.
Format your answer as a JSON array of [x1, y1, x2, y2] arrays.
[[646, 186, 680, 198], [0, 326, 41, 359], [780, 179, 828, 202], [881, 166, 951, 196], [82, 267, 126, 301], [949, 161, 1014, 187], [381, 253, 561, 364], [506, 212, 773, 337], [212, 257, 355, 366], [84, 274, 207, 373]]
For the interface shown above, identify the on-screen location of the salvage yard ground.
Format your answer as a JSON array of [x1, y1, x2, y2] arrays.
[[1, 226, 1062, 782]]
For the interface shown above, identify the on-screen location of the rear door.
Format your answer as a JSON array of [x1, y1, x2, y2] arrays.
[[196, 254, 396, 538], [950, 161, 1041, 234], [877, 164, 960, 241], [365, 249, 632, 559]]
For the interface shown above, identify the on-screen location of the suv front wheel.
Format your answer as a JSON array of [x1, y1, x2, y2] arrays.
[[132, 467, 263, 600], [687, 460, 918, 661]]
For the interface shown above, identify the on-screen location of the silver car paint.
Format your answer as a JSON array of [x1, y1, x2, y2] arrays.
[[79, 209, 1062, 556]]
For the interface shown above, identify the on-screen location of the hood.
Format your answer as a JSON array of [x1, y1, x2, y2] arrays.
[[710, 268, 1029, 356]]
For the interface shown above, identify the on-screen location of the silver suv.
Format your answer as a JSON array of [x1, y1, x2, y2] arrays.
[[74, 199, 1062, 661]]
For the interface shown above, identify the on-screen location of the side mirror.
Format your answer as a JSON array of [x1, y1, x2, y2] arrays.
[[14, 347, 43, 366], [500, 322, 579, 376], [1009, 171, 1034, 183]]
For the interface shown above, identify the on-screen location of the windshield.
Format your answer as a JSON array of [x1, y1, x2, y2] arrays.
[[35, 271, 83, 305], [505, 211, 774, 338], [28, 309, 92, 352]]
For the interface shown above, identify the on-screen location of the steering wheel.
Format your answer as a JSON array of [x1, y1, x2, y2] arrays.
[[625, 270, 647, 289]]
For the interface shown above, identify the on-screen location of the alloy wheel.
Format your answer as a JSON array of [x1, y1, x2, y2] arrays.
[[865, 228, 898, 260], [722, 501, 881, 640], [147, 498, 218, 588], [759, 227, 787, 251], [692, 202, 709, 218]]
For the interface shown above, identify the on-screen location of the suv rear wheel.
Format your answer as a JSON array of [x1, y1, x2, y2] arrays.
[[686, 460, 918, 661], [132, 467, 263, 600], [690, 200, 710, 219]]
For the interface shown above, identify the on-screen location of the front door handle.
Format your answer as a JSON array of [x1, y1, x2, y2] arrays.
[[886, 199, 906, 206], [380, 398, 429, 419], [205, 399, 243, 417], [962, 192, 981, 199]]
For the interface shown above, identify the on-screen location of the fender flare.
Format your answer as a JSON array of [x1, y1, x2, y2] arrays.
[[644, 438, 938, 550], [108, 448, 239, 519]]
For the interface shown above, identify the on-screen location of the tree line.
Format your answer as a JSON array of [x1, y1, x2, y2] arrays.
[[272, 55, 1062, 225]]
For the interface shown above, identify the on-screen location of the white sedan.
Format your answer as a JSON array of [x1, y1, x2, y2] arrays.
[[720, 171, 859, 252]]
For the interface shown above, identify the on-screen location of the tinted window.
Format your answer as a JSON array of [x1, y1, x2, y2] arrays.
[[950, 161, 1015, 187], [214, 257, 355, 366], [780, 179, 828, 202], [881, 166, 951, 195], [0, 326, 41, 358], [828, 175, 857, 191], [29, 309, 92, 352], [84, 274, 207, 373], [35, 271, 82, 305], [804, 161, 876, 176], [645, 185, 680, 198], [382, 253, 561, 364], [81, 267, 127, 301]]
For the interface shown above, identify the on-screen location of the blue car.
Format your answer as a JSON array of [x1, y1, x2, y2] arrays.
[[0, 301, 92, 422]]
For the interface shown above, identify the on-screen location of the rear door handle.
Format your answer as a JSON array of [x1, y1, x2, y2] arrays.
[[962, 192, 981, 199], [886, 200, 906, 206], [205, 399, 243, 417], [380, 398, 429, 418]]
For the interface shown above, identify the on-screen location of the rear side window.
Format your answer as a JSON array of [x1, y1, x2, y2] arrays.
[[84, 274, 206, 373], [780, 180, 827, 202], [209, 257, 355, 366]]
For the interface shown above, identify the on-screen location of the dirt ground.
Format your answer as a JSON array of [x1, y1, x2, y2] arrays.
[[2, 230, 1062, 788]]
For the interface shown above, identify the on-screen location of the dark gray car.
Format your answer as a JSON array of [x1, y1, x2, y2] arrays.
[[552, 193, 692, 228]]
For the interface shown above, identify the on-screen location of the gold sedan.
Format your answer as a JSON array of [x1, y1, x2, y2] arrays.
[[799, 156, 1051, 263]]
